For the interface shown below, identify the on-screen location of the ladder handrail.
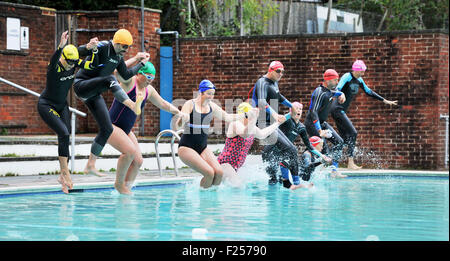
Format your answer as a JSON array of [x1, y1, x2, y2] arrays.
[[0, 76, 86, 173], [155, 129, 183, 176], [0, 76, 86, 117]]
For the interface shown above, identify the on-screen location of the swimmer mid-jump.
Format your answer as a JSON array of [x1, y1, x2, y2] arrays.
[[84, 59, 189, 194], [249, 61, 297, 185], [73, 29, 149, 179], [38, 31, 98, 194], [277, 102, 332, 189], [304, 69, 347, 178], [329, 60, 398, 169], [217, 102, 287, 188], [176, 80, 247, 189]]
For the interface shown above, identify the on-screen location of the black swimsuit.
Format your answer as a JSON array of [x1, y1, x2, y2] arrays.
[[178, 101, 213, 154]]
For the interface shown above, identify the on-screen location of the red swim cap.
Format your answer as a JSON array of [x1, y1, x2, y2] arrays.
[[323, 69, 339, 81], [309, 136, 322, 147], [268, 61, 284, 72]]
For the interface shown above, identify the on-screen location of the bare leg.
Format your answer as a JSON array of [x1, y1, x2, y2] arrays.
[[84, 153, 107, 177], [58, 156, 73, 194], [331, 170, 348, 178], [124, 131, 143, 189], [347, 157, 362, 170], [178, 146, 216, 188], [107, 126, 136, 195], [221, 163, 243, 188], [201, 148, 223, 186]]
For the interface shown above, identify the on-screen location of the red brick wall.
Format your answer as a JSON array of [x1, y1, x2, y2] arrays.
[[0, 3, 56, 134], [173, 32, 449, 170]]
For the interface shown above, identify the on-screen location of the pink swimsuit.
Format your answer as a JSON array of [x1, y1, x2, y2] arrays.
[[217, 135, 254, 171]]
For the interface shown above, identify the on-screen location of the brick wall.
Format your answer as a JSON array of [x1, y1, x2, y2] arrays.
[[173, 31, 449, 170], [0, 3, 56, 134]]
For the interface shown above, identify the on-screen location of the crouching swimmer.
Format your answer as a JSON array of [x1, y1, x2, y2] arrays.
[[280, 136, 327, 189]]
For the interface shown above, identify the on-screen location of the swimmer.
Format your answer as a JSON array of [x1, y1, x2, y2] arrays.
[[329, 60, 398, 169], [304, 69, 347, 178], [249, 61, 298, 185], [176, 80, 247, 189], [73, 29, 150, 179], [37, 31, 99, 194], [277, 102, 332, 190], [83, 60, 189, 194], [217, 102, 287, 188]]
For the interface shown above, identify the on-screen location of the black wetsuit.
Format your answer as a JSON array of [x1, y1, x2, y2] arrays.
[[304, 84, 344, 169], [277, 118, 323, 187], [73, 40, 144, 156], [330, 72, 385, 158], [178, 101, 213, 154], [37, 46, 97, 158], [250, 76, 296, 184]]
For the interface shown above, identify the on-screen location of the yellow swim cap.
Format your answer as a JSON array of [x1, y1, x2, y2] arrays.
[[237, 102, 252, 114], [62, 44, 79, 60], [113, 29, 133, 46]]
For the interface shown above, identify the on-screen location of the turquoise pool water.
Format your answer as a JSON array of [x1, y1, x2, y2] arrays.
[[0, 174, 448, 241]]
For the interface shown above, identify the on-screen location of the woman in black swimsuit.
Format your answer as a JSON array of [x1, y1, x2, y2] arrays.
[[177, 80, 247, 188]]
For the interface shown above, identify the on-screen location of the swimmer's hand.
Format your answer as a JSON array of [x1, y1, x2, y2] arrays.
[[178, 111, 189, 125], [322, 155, 332, 163], [319, 129, 332, 139], [134, 92, 145, 115], [338, 93, 346, 104], [86, 37, 99, 51], [59, 31, 69, 49], [276, 114, 286, 124], [383, 99, 398, 106]]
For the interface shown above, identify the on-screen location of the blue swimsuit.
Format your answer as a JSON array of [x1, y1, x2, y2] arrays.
[[109, 83, 148, 134]]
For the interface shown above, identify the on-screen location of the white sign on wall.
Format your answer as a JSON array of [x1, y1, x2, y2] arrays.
[[21, 27, 29, 49], [7, 18, 21, 50]]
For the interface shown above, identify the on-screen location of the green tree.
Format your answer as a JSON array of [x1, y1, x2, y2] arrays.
[[336, 0, 448, 31]]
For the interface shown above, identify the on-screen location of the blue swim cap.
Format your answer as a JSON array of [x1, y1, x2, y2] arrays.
[[199, 80, 215, 93]]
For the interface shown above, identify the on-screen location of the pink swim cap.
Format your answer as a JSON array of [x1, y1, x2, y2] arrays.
[[352, 60, 367, 71], [289, 102, 303, 112]]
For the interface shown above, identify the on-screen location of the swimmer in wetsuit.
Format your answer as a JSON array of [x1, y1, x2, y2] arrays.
[[329, 60, 398, 169], [73, 29, 150, 174], [83, 60, 189, 194], [277, 102, 332, 190], [290, 136, 328, 184], [217, 102, 287, 188], [249, 61, 296, 185], [176, 80, 247, 189], [37, 31, 99, 194], [304, 69, 347, 178]]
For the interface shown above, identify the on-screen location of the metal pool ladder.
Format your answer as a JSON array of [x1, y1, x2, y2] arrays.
[[155, 129, 183, 176]]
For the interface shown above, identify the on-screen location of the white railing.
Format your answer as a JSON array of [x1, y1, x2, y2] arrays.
[[440, 114, 449, 169], [154, 129, 183, 176], [0, 76, 86, 173]]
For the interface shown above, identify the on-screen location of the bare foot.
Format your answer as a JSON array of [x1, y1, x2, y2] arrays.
[[347, 163, 362, 170], [57, 175, 69, 194], [114, 182, 133, 195], [290, 183, 314, 190], [61, 169, 73, 190], [331, 171, 348, 178], [84, 165, 107, 177]]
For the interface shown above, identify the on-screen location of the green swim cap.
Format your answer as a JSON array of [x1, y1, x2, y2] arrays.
[[138, 62, 156, 76]]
